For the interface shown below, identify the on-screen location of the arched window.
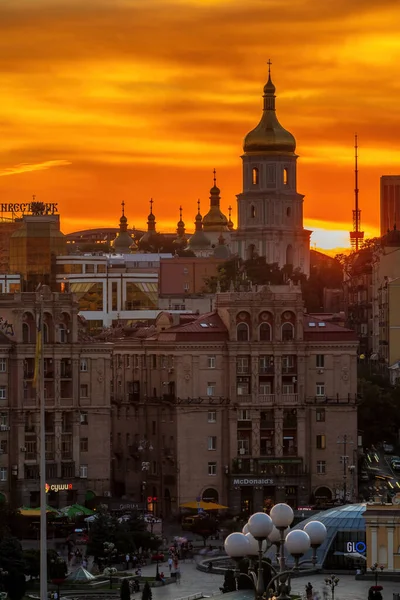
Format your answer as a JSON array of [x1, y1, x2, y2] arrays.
[[286, 207, 291, 218], [286, 244, 294, 266], [259, 322, 271, 341], [252, 167, 259, 185], [43, 323, 49, 344], [22, 322, 30, 344], [59, 325, 67, 343], [281, 322, 294, 341], [283, 167, 289, 185], [202, 488, 219, 503], [237, 322, 249, 342], [251, 205, 256, 218]]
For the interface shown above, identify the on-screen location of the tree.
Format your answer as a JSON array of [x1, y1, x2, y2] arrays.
[[0, 503, 22, 539], [191, 516, 219, 546], [0, 537, 25, 600], [87, 509, 115, 561], [120, 578, 131, 600], [142, 581, 152, 600]]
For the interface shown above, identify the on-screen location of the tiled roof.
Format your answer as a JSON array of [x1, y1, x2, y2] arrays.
[[157, 311, 228, 342], [303, 315, 357, 341]]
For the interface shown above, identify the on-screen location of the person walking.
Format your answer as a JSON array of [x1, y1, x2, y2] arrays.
[[168, 557, 173, 573]]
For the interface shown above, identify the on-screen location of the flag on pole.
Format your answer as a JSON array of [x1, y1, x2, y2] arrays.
[[33, 311, 42, 389]]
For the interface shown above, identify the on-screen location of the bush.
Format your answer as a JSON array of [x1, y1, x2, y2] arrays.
[[120, 579, 131, 600]]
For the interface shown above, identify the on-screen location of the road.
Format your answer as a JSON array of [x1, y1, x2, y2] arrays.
[[360, 446, 400, 501]]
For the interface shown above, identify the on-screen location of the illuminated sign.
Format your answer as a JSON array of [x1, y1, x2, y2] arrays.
[[233, 478, 274, 486], [0, 202, 58, 214], [347, 541, 366, 553], [45, 483, 73, 493]]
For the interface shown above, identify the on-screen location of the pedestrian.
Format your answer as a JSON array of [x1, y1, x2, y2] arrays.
[[125, 553, 130, 570], [306, 582, 313, 600], [168, 557, 173, 572], [160, 571, 166, 585]]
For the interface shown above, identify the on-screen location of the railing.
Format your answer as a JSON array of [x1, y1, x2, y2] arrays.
[[258, 394, 275, 405], [281, 394, 298, 404]]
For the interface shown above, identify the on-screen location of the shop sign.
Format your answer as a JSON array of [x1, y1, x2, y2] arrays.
[[233, 478, 274, 486], [347, 541, 366, 553], [45, 483, 72, 493], [109, 502, 144, 511], [0, 202, 58, 214]]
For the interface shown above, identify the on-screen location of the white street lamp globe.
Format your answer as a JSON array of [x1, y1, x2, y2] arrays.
[[245, 532, 268, 556], [270, 503, 294, 528], [242, 523, 250, 534], [224, 532, 251, 558], [268, 525, 290, 544], [303, 521, 327, 547], [248, 512, 273, 539], [284, 530, 311, 557]]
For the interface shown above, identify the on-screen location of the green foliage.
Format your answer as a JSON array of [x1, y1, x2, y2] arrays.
[[120, 579, 131, 600], [0, 503, 22, 538], [142, 580, 152, 600], [22, 548, 67, 580], [87, 509, 115, 560], [0, 537, 26, 600]]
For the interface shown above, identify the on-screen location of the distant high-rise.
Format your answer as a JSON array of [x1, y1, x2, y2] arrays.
[[380, 175, 400, 235]]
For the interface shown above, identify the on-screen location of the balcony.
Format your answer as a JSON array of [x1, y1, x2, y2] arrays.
[[281, 394, 298, 404], [237, 395, 252, 403], [258, 394, 275, 405], [282, 366, 296, 375]]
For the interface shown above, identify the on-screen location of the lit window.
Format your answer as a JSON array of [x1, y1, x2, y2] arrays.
[[251, 205, 256, 218], [283, 167, 289, 185], [317, 460, 326, 474], [208, 436, 217, 451], [208, 462, 217, 476], [316, 435, 326, 450]]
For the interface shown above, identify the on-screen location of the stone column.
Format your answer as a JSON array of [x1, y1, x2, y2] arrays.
[[387, 527, 394, 571], [274, 408, 283, 457], [371, 527, 378, 565]]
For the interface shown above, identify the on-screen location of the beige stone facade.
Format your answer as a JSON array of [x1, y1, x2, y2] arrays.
[[0, 290, 112, 508], [110, 284, 358, 516]]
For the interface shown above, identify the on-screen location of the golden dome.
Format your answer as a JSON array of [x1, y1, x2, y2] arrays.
[[243, 72, 296, 155], [202, 170, 229, 232]]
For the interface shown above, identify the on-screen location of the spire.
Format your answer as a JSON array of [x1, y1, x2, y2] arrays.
[[113, 202, 134, 253], [177, 205, 185, 236], [195, 199, 202, 229], [147, 198, 156, 231], [121, 200, 125, 217], [228, 205, 234, 230], [263, 58, 276, 110], [119, 200, 128, 230]]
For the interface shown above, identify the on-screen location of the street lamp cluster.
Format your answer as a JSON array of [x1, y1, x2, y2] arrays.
[[224, 503, 327, 600]]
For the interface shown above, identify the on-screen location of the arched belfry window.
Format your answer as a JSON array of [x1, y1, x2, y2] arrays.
[[282, 322, 294, 341], [251, 205, 256, 219], [252, 167, 259, 185], [237, 322, 249, 342], [259, 322, 271, 341], [283, 168, 289, 185]]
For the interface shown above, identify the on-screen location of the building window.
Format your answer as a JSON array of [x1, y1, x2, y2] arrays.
[[238, 409, 251, 421], [59, 326, 67, 343], [316, 382, 325, 397], [316, 408, 325, 422], [0, 387, 6, 400], [0, 413, 7, 427], [238, 439, 250, 455], [125, 355, 131, 369], [0, 359, 6, 373], [183, 282, 190, 292], [237, 381, 250, 396], [316, 355, 325, 368], [0, 440, 7, 455], [208, 411, 216, 423], [80, 412, 88, 425], [79, 464, 88, 478], [0, 467, 7, 481], [283, 167, 289, 185], [208, 436, 217, 451], [80, 438, 88, 452], [80, 359, 88, 372], [80, 384, 88, 398], [252, 167, 259, 185], [316, 435, 326, 450], [208, 462, 217, 476], [237, 356, 249, 374], [237, 323, 249, 342], [207, 356, 216, 369], [281, 322, 294, 341], [317, 460, 326, 474], [259, 322, 271, 341], [207, 382, 216, 397]]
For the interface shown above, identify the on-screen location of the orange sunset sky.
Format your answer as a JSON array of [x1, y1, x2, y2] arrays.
[[1, 0, 400, 250]]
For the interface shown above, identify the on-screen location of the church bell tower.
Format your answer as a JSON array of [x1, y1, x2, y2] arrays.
[[233, 63, 311, 275]]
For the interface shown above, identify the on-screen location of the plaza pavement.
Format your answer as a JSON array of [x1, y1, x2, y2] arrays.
[[135, 560, 400, 600]]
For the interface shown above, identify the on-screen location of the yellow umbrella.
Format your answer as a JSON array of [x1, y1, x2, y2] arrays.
[[19, 506, 59, 517], [179, 501, 228, 510]]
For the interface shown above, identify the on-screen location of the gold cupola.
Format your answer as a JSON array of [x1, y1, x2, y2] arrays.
[[243, 62, 296, 155], [202, 169, 229, 232]]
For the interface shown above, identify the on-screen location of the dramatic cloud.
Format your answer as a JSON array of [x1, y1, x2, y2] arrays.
[[0, 0, 398, 247], [0, 160, 71, 177]]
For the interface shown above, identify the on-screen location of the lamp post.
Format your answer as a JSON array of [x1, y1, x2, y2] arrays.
[[324, 574, 339, 600], [224, 503, 327, 600], [370, 563, 384, 587], [337, 435, 353, 503]]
